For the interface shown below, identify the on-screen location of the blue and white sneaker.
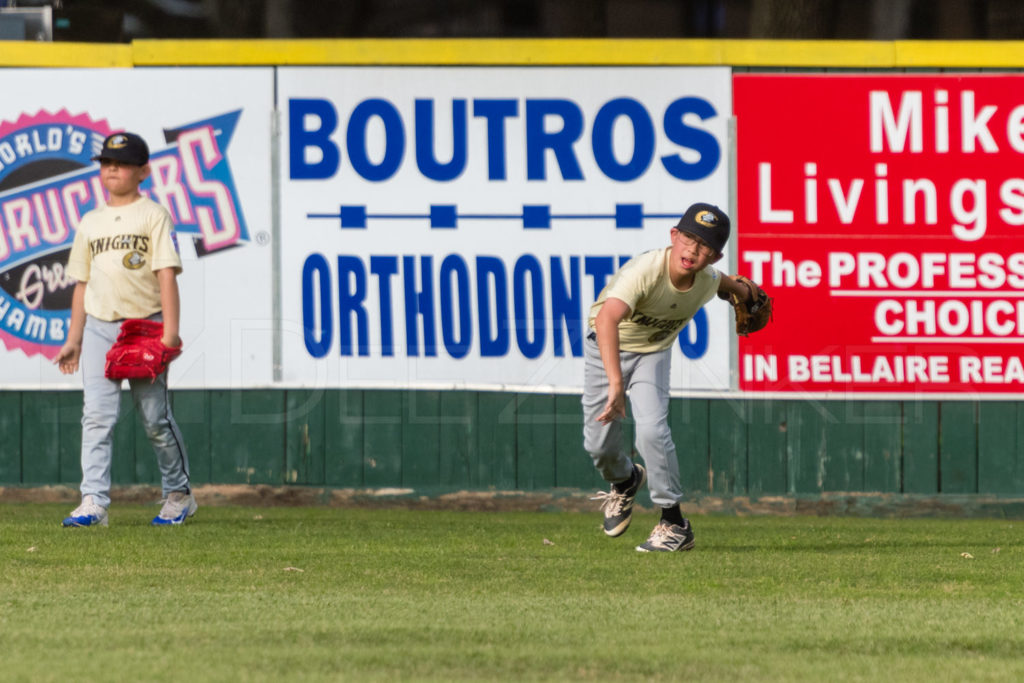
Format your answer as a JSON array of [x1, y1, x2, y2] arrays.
[[62, 495, 109, 527], [151, 491, 198, 526]]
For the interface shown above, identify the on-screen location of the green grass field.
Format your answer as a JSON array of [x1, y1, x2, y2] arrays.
[[2, 504, 1023, 682]]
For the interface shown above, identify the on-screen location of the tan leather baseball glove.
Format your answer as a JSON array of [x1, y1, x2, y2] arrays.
[[725, 275, 773, 336]]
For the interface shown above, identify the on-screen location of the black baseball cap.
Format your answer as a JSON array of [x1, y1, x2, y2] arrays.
[[92, 132, 149, 166], [674, 203, 731, 254]]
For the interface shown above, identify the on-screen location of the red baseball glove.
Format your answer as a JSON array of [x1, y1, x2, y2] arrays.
[[104, 319, 182, 381]]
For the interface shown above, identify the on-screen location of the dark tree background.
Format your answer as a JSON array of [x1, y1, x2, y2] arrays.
[[11, 0, 1024, 42]]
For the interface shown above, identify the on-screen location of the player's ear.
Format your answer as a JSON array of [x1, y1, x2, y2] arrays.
[[709, 251, 724, 265], [138, 163, 152, 182]]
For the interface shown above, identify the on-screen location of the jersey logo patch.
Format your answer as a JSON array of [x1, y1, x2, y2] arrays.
[[648, 330, 673, 344], [123, 251, 146, 269]]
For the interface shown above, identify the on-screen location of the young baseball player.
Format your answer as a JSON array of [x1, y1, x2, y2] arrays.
[[54, 132, 196, 527], [584, 203, 762, 552]]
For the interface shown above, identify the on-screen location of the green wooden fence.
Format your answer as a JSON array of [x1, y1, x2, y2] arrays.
[[2, 389, 1023, 498]]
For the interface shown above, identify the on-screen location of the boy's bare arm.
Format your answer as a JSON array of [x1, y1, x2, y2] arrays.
[[156, 267, 182, 348], [718, 274, 763, 301], [594, 297, 632, 424], [55, 281, 87, 374]]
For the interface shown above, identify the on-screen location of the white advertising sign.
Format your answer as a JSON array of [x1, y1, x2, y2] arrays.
[[0, 68, 274, 389], [278, 66, 732, 392]]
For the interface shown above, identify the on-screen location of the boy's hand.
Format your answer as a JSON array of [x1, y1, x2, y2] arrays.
[[738, 276, 765, 302], [162, 333, 182, 349], [54, 342, 81, 375], [597, 387, 627, 424]]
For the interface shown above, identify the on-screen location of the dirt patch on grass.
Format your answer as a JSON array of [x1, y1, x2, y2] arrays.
[[4, 484, 1024, 517], [0, 483, 602, 512], [198, 485, 610, 513]]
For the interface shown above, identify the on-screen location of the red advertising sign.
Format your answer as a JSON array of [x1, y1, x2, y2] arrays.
[[735, 74, 1024, 395]]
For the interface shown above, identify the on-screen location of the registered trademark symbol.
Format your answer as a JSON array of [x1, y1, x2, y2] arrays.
[[255, 231, 271, 245]]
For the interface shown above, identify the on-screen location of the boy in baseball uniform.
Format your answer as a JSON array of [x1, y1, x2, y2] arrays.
[[583, 203, 762, 552], [55, 132, 195, 527]]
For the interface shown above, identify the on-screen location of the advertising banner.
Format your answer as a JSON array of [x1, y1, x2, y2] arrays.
[[735, 74, 1024, 396], [0, 68, 274, 389], [278, 66, 732, 392]]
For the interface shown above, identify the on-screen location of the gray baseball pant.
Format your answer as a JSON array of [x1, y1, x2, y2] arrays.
[[79, 314, 191, 508], [581, 333, 683, 508]]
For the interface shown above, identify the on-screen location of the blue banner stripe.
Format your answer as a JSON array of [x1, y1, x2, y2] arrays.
[[309, 203, 682, 230]]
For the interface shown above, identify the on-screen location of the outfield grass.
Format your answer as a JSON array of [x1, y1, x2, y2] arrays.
[[2, 504, 1022, 682]]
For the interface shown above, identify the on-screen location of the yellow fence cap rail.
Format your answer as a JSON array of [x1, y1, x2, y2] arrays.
[[896, 40, 1024, 68], [1, 38, 1023, 69], [132, 37, 904, 67], [132, 38, 714, 66], [721, 39, 896, 67], [0, 41, 131, 68]]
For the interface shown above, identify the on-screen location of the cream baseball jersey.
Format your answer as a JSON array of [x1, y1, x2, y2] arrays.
[[588, 247, 721, 353], [67, 196, 182, 322]]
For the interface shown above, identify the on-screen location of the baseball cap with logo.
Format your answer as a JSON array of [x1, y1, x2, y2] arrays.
[[674, 202, 731, 254], [92, 132, 150, 166]]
